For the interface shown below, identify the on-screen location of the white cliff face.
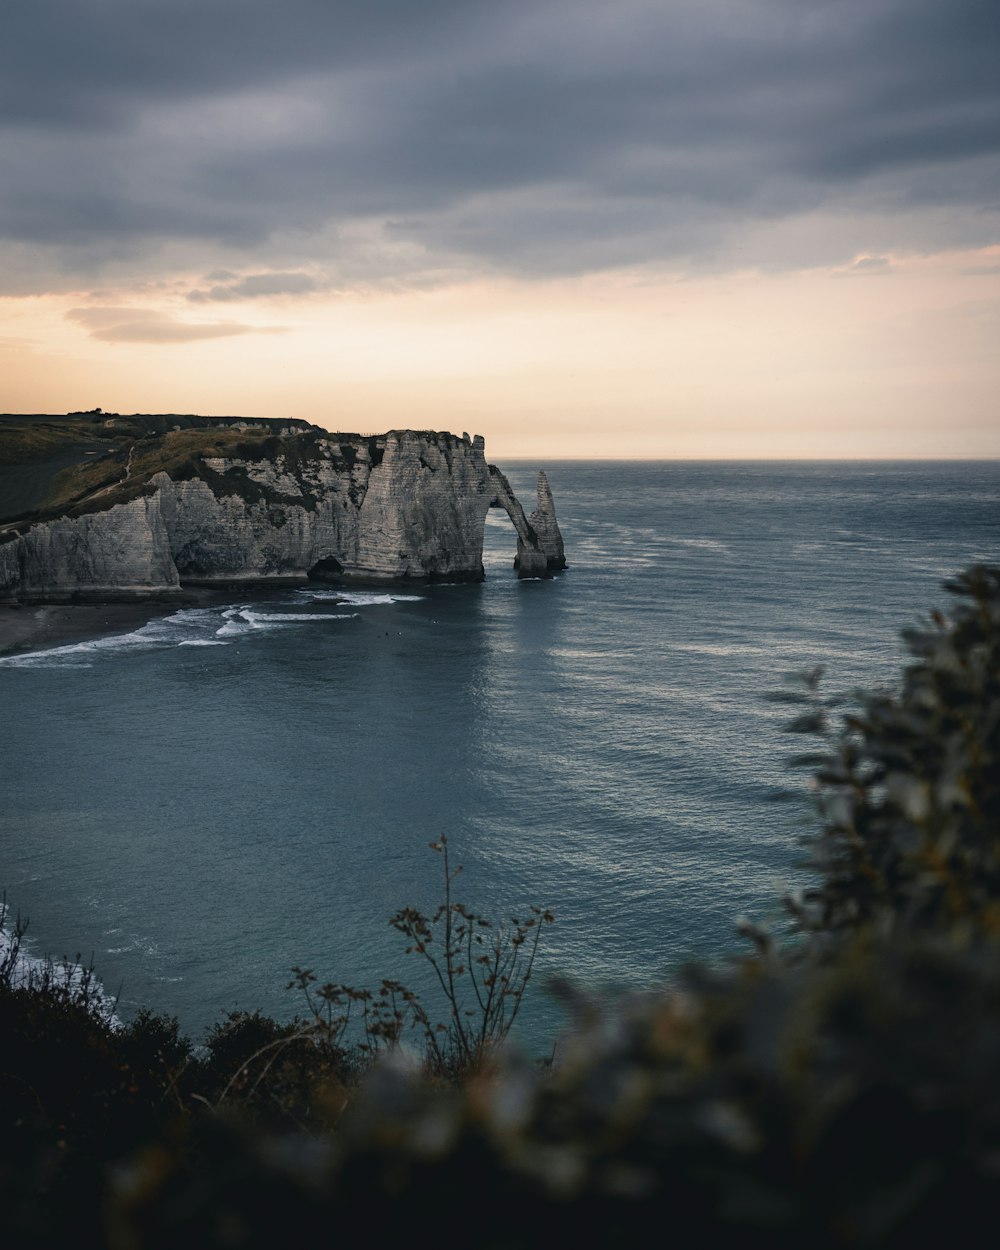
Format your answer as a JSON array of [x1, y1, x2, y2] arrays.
[[0, 428, 565, 601], [155, 476, 342, 583], [0, 495, 179, 601], [355, 432, 494, 579]]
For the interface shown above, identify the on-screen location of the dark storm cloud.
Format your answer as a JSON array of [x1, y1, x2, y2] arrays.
[[3, 0, 998, 291], [0, 0, 487, 127]]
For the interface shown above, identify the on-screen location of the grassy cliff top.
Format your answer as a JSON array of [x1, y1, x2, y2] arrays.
[[0, 413, 331, 528]]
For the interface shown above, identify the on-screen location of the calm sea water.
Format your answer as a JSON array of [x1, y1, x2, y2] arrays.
[[1, 461, 997, 1049]]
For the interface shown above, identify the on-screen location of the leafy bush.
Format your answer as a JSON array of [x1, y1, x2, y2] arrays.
[[781, 564, 1000, 941], [197, 1010, 351, 1131]]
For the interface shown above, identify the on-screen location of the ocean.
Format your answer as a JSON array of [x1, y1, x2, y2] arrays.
[[1, 460, 997, 1051]]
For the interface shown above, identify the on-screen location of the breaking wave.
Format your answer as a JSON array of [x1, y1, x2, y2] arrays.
[[1, 601, 360, 666], [214, 606, 359, 637], [0, 903, 120, 1026], [299, 589, 425, 606]]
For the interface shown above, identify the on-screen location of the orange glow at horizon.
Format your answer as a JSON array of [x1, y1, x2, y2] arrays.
[[2, 246, 999, 461]]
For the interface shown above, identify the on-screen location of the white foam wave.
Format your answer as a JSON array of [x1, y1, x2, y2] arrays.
[[242, 610, 359, 622], [301, 590, 424, 606], [0, 919, 42, 986], [214, 605, 358, 636], [1, 914, 120, 1026], [215, 606, 254, 638], [216, 607, 360, 640], [666, 537, 730, 553], [2, 625, 171, 667], [0, 605, 233, 667], [1, 600, 361, 665], [104, 933, 160, 957]]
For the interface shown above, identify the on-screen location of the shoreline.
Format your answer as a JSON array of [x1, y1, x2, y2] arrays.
[[0, 589, 242, 657], [0, 575, 460, 657], [0, 603, 177, 656]]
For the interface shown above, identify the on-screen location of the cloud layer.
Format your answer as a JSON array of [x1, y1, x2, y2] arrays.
[[3, 0, 998, 293], [66, 307, 276, 343]]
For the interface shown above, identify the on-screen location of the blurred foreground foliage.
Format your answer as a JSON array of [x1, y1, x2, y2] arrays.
[[2, 565, 999, 1248]]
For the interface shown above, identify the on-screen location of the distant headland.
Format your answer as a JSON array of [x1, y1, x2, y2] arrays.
[[0, 413, 566, 604]]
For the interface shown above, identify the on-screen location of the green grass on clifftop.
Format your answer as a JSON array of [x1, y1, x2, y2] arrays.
[[0, 414, 327, 530]]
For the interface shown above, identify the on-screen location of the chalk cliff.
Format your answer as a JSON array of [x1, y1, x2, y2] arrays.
[[0, 418, 566, 602]]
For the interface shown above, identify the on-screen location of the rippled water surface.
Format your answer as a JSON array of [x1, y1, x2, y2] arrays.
[[1, 461, 997, 1048]]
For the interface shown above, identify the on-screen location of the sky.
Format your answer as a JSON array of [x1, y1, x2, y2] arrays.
[[1, 0, 998, 459]]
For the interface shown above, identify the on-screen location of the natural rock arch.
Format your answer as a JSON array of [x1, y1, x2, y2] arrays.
[[488, 466, 567, 578]]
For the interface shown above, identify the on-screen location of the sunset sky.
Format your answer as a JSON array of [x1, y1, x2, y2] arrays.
[[2, 0, 998, 459]]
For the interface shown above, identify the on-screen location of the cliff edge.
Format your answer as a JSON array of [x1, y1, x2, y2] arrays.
[[0, 414, 566, 602]]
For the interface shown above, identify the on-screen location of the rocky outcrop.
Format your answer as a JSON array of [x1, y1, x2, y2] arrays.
[[0, 424, 565, 602], [487, 467, 567, 577], [526, 471, 566, 571]]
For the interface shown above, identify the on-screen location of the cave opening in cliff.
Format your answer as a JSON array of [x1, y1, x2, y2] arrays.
[[307, 557, 344, 582]]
